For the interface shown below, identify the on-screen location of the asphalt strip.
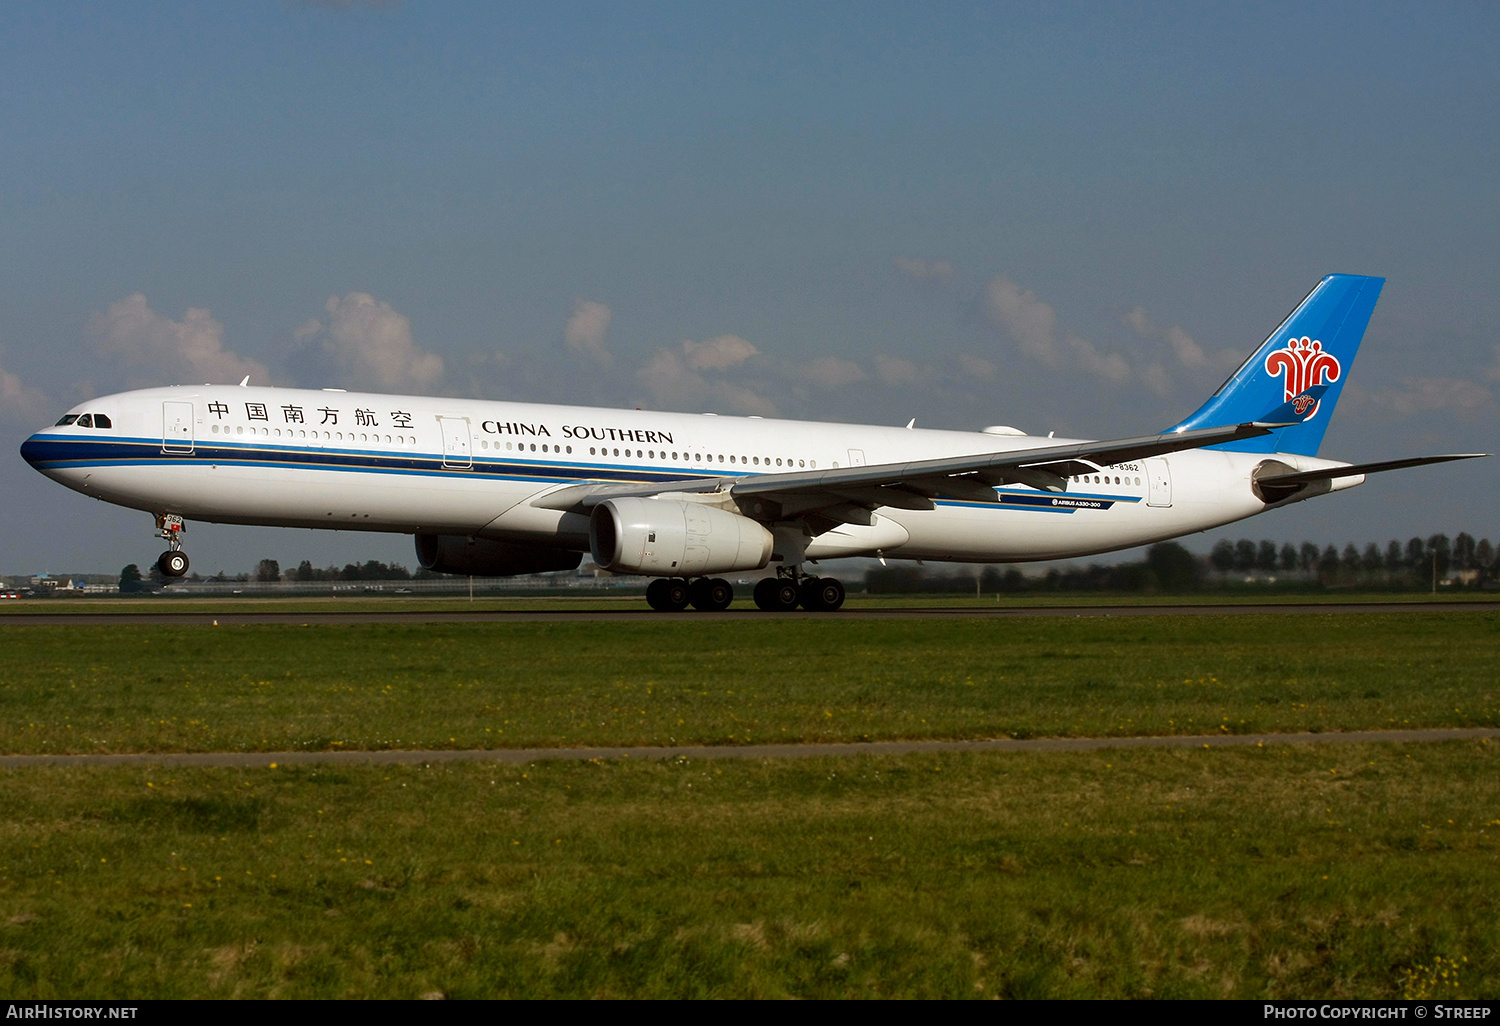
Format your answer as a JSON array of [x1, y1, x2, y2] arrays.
[[1, 727, 1496, 769]]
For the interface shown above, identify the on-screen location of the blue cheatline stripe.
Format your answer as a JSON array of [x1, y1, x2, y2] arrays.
[[21, 435, 726, 487], [24, 436, 1132, 515]]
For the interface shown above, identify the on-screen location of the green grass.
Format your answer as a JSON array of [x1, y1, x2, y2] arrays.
[[2, 613, 1496, 997], [4, 590, 1498, 615], [1, 614, 1497, 754], [1, 741, 1495, 998]]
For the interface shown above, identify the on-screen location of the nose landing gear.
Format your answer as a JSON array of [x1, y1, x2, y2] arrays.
[[154, 513, 190, 578]]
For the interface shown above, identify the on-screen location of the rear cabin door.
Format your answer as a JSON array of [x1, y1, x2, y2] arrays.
[[440, 417, 472, 469], [847, 448, 867, 467], [1145, 457, 1172, 507], [162, 401, 194, 454]]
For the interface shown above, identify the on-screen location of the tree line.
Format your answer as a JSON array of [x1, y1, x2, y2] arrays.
[[866, 532, 1497, 595], [116, 532, 1496, 594], [1207, 533, 1493, 586]]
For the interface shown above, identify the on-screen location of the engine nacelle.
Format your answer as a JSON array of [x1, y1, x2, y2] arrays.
[[415, 534, 582, 577], [590, 497, 774, 576]]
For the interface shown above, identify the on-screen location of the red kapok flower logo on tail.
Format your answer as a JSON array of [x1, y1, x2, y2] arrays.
[[1265, 337, 1340, 418]]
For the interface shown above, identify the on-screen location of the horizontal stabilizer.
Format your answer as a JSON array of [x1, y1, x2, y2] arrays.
[[1256, 453, 1488, 488]]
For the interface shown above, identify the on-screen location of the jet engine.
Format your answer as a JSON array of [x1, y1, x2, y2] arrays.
[[590, 497, 774, 576], [415, 534, 582, 576]]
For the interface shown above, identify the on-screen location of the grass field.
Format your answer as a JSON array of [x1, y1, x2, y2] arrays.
[[1, 742, 1495, 998], [1, 608, 1496, 997], [0, 613, 1496, 754], [3, 591, 1499, 616]]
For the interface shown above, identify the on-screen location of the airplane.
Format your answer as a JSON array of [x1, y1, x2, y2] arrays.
[[19, 274, 1485, 612]]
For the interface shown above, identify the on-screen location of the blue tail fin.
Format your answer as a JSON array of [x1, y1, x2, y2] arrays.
[[1166, 274, 1384, 456]]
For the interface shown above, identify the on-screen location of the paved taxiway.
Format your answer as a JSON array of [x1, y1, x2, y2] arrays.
[[2, 600, 1495, 626], [1, 727, 1494, 770]]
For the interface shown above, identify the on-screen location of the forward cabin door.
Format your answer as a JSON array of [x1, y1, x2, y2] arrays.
[[1145, 457, 1172, 507], [162, 401, 194, 454], [440, 417, 472, 469]]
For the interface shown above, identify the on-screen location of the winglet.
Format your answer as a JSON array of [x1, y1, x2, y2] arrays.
[[1251, 384, 1329, 428]]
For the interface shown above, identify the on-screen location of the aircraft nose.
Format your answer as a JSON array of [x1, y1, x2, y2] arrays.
[[19, 433, 48, 469]]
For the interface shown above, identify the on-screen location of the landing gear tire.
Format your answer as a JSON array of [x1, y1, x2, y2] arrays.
[[800, 576, 845, 612], [646, 578, 671, 611], [689, 577, 733, 611], [753, 578, 778, 610], [648, 578, 690, 612], [754, 577, 800, 611], [157, 550, 189, 578], [775, 580, 802, 610]]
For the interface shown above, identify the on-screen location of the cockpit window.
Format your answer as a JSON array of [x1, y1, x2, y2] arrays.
[[93, 414, 112, 429], [76, 414, 93, 427], [55, 414, 79, 426]]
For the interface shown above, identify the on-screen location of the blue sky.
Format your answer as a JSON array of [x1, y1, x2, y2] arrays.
[[3, 1, 1496, 575]]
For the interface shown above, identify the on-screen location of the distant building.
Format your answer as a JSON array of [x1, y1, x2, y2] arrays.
[[30, 574, 79, 591]]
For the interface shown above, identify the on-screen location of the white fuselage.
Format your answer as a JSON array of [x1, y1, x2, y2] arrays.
[[23, 384, 1361, 565]]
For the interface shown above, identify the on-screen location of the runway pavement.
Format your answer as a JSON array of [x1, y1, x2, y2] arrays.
[[2, 600, 1496, 626], [1, 727, 1494, 769]]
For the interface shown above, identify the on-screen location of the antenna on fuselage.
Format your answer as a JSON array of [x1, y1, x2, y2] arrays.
[[238, 376, 250, 387]]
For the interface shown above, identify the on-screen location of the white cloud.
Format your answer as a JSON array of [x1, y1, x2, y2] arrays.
[[893, 256, 955, 283], [682, 334, 758, 371], [297, 292, 444, 390], [638, 338, 777, 417], [1165, 326, 1208, 368], [709, 383, 780, 419], [1139, 362, 1173, 398], [874, 354, 919, 386], [984, 277, 1061, 366], [564, 299, 613, 365], [1124, 306, 1156, 338], [1126, 304, 1233, 374], [983, 276, 1130, 383], [90, 293, 268, 386], [958, 353, 997, 380], [803, 356, 866, 388], [0, 359, 51, 425], [1367, 377, 1493, 418]]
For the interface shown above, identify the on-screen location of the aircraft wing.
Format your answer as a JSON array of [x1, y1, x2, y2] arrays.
[[727, 419, 1289, 518], [531, 417, 1289, 516]]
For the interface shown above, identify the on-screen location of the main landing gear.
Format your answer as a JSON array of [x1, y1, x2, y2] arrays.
[[644, 568, 846, 613], [753, 566, 845, 612], [154, 513, 190, 578], [646, 576, 733, 612]]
